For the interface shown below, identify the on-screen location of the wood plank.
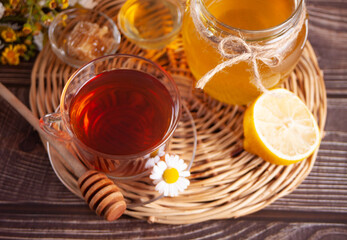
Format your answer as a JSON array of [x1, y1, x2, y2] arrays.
[[0, 61, 34, 85], [0, 210, 346, 239], [307, 1, 347, 96]]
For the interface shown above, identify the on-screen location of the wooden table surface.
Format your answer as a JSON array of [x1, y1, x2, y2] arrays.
[[1, 0, 347, 239]]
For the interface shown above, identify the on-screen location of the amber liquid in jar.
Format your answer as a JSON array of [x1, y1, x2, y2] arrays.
[[183, 0, 307, 105], [118, 0, 182, 49]]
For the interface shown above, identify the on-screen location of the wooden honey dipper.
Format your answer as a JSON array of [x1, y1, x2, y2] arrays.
[[0, 82, 126, 221]]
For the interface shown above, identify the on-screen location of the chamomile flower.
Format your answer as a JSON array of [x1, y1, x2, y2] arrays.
[[14, 44, 27, 56], [150, 154, 190, 197], [146, 144, 166, 158], [144, 145, 166, 169]]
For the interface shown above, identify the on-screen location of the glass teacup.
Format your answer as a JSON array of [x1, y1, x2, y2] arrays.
[[40, 54, 181, 178]]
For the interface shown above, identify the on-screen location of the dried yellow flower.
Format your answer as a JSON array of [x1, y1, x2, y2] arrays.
[[14, 44, 27, 56], [22, 23, 32, 35], [48, 0, 57, 9], [2, 45, 20, 65], [1, 28, 16, 42]]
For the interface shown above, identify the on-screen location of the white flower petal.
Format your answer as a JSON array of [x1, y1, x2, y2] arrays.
[[150, 166, 161, 177], [166, 154, 179, 168], [168, 183, 179, 197], [157, 161, 167, 169], [166, 159, 174, 168], [163, 184, 170, 196], [155, 180, 167, 194], [174, 155, 180, 162], [177, 162, 188, 172], [166, 155, 172, 162], [158, 145, 165, 157], [176, 180, 186, 192], [145, 159, 154, 169], [150, 172, 162, 180], [157, 161, 168, 171], [150, 162, 165, 180], [152, 162, 165, 174], [177, 177, 190, 191], [145, 156, 160, 169], [180, 170, 190, 178], [165, 184, 172, 197], [150, 169, 163, 180]]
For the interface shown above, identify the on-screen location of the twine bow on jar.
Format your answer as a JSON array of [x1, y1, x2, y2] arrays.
[[195, 35, 284, 93], [191, 0, 307, 94]]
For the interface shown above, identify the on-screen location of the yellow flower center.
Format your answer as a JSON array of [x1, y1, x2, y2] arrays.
[[8, 50, 16, 59], [163, 168, 179, 184], [6, 32, 14, 38]]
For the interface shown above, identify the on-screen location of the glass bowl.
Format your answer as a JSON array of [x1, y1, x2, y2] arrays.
[[117, 0, 183, 49], [49, 8, 121, 68]]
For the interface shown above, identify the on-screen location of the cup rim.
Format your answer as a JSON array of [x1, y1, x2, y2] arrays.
[[60, 53, 182, 161]]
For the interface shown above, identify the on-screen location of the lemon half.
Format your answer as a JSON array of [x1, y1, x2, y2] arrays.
[[243, 88, 320, 165]]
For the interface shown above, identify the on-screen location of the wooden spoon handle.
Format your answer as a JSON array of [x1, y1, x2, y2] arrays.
[[78, 170, 127, 221]]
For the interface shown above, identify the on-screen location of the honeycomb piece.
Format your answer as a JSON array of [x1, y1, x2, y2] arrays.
[[67, 21, 116, 61]]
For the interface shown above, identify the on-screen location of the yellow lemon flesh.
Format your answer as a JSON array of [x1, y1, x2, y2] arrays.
[[243, 88, 320, 165]]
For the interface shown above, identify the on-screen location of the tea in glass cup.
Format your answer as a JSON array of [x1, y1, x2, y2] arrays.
[[40, 54, 181, 177]]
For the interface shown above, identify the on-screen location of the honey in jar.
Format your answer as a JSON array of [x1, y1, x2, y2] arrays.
[[182, 0, 308, 105], [118, 0, 183, 49]]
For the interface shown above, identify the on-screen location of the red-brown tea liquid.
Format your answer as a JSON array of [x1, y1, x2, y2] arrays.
[[69, 69, 173, 155]]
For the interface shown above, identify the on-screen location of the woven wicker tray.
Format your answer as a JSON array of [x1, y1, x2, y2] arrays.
[[29, 0, 327, 224]]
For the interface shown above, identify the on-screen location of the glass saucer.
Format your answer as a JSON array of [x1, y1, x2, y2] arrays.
[[47, 103, 196, 208]]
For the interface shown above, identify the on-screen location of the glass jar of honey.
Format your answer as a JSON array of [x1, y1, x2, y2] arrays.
[[182, 0, 308, 105]]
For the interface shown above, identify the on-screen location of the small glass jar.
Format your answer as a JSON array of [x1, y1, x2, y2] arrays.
[[182, 0, 308, 105], [118, 0, 183, 49]]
